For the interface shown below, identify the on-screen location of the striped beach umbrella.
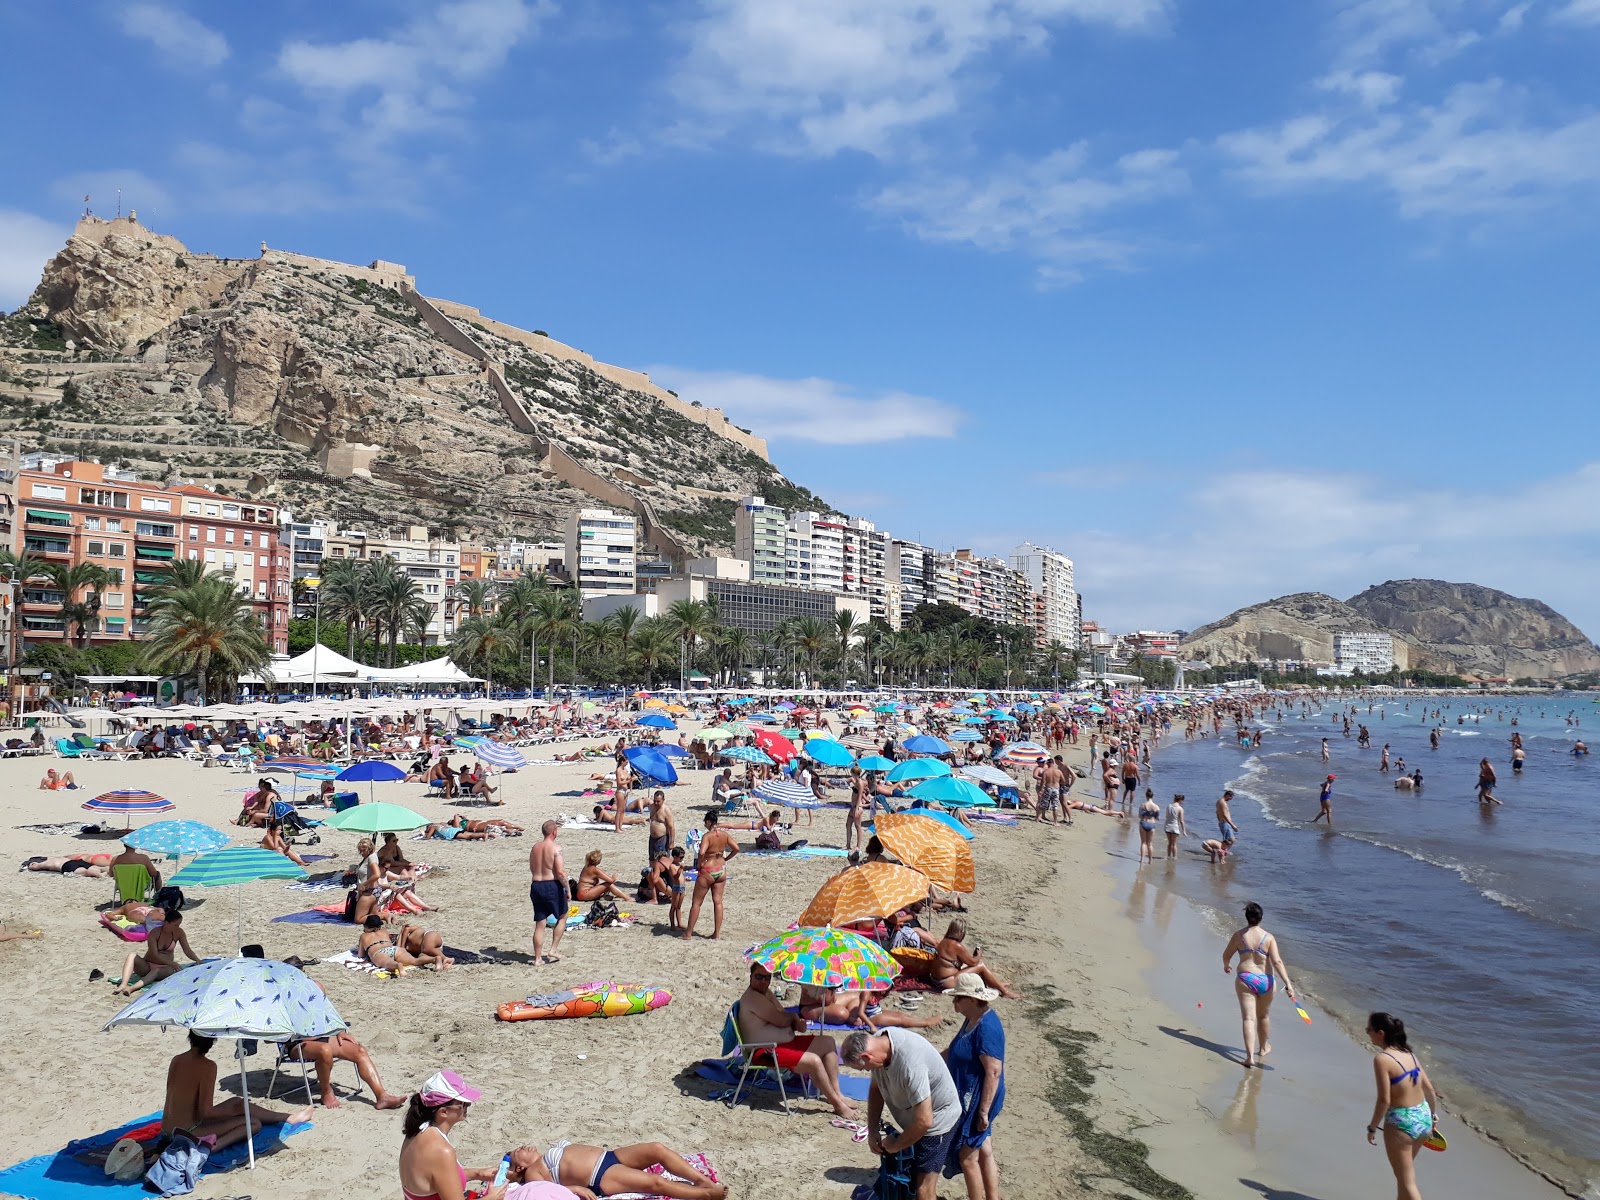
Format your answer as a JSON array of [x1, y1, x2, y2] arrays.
[[720, 745, 775, 766], [169, 846, 308, 888], [874, 812, 976, 892], [948, 728, 982, 741], [996, 741, 1048, 766], [124, 820, 230, 858], [472, 741, 528, 771], [746, 927, 899, 991], [755, 778, 823, 809], [960, 764, 1016, 788], [800, 862, 931, 927], [82, 789, 175, 828]]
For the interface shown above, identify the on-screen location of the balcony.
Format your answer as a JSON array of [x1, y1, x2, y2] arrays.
[[20, 589, 65, 608], [23, 508, 72, 529], [134, 543, 177, 565], [23, 537, 72, 558]]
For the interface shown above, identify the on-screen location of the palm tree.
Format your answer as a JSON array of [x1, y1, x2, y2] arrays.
[[788, 615, 832, 686], [449, 615, 512, 684], [531, 590, 576, 695], [49, 561, 111, 647], [629, 619, 677, 686], [833, 609, 861, 684], [146, 558, 213, 599], [858, 621, 886, 689], [139, 575, 271, 702], [451, 577, 497, 621], [318, 559, 367, 661], [712, 625, 752, 686], [368, 562, 423, 665], [665, 598, 719, 691]]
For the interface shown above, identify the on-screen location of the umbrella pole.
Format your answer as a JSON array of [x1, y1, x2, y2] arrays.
[[235, 1039, 256, 1168]]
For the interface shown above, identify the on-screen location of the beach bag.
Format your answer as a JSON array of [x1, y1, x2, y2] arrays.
[[144, 1130, 210, 1197], [343, 887, 359, 923], [585, 898, 621, 928], [850, 1138, 916, 1200], [103, 1137, 145, 1181], [755, 827, 781, 850], [154, 885, 186, 912]]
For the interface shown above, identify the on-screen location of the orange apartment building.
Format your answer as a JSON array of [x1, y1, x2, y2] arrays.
[[13, 458, 290, 654]]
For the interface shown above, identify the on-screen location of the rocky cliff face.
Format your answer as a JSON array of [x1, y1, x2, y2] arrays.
[[0, 216, 824, 553], [1180, 592, 1419, 670], [1347, 580, 1600, 681]]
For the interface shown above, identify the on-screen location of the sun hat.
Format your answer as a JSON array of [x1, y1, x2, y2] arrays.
[[946, 972, 1000, 1003], [1326, 774, 1336, 780], [418, 1069, 482, 1107]]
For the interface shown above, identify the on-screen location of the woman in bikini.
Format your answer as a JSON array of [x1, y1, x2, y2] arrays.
[[523, 1139, 726, 1199], [357, 915, 427, 971], [1137, 789, 1161, 864], [23, 852, 112, 877], [1365, 1011, 1440, 1200], [933, 919, 1022, 999], [680, 810, 737, 941], [574, 850, 632, 902], [398, 1071, 509, 1200], [845, 767, 869, 851], [1222, 900, 1297, 1068]]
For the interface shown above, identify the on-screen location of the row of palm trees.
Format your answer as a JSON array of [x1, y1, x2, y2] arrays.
[[437, 575, 1079, 691], [0, 550, 272, 699], [305, 557, 440, 668]]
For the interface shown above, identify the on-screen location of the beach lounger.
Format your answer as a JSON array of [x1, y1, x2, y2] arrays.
[[53, 739, 83, 759]]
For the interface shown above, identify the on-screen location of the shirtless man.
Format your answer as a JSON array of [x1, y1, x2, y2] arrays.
[[163, 1033, 311, 1147], [739, 962, 860, 1118], [1036, 757, 1066, 826], [1476, 758, 1502, 806], [1216, 789, 1238, 848], [115, 906, 200, 995], [681, 810, 737, 941], [111, 841, 163, 891], [528, 820, 567, 965], [647, 790, 676, 860]]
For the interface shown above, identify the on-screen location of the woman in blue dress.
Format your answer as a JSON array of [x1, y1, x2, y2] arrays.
[[942, 973, 1005, 1198]]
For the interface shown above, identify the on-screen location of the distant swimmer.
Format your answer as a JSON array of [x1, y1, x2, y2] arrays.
[[1512, 746, 1525, 774], [1380, 744, 1391, 773], [1321, 738, 1330, 762], [1429, 728, 1440, 751], [1394, 770, 1423, 792], [1314, 775, 1335, 824], [1475, 758, 1502, 806], [1573, 741, 1589, 757]]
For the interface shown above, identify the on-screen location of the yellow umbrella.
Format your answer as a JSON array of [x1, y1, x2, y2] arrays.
[[874, 812, 976, 893], [643, 698, 668, 709], [800, 862, 931, 927], [665, 704, 690, 715]]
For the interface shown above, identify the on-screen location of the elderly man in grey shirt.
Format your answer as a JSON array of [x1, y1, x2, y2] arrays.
[[842, 1028, 960, 1197]]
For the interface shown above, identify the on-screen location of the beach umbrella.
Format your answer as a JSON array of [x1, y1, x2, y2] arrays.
[[960, 715, 987, 724], [82, 789, 175, 829], [261, 756, 324, 773], [907, 776, 996, 809], [800, 862, 931, 927], [873, 812, 975, 892], [960, 764, 1016, 788], [624, 745, 679, 785], [857, 755, 896, 772], [105, 956, 346, 1168], [636, 713, 677, 730], [124, 820, 230, 858], [169, 846, 308, 889], [655, 744, 692, 759], [886, 758, 951, 784], [746, 712, 779, 724], [643, 698, 668, 708], [872, 704, 898, 714], [948, 728, 982, 742], [897, 807, 976, 841], [996, 741, 1048, 766], [902, 734, 951, 756], [327, 802, 429, 834], [842, 733, 882, 752], [754, 779, 823, 810], [471, 741, 528, 771], [720, 745, 775, 766], [334, 759, 407, 804], [699, 728, 735, 741], [752, 728, 798, 763], [805, 738, 856, 769], [746, 927, 899, 992], [723, 721, 754, 737]]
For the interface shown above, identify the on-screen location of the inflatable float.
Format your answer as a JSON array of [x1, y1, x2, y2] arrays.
[[497, 980, 671, 1022], [100, 913, 149, 941]]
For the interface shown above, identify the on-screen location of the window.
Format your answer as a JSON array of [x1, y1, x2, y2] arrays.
[[135, 521, 175, 538], [102, 618, 125, 635], [258, 555, 267, 568], [184, 501, 201, 515], [187, 549, 198, 560], [84, 516, 101, 531], [223, 553, 236, 570], [140, 496, 173, 513], [204, 503, 219, 517], [106, 568, 124, 585], [224, 529, 235, 544], [106, 518, 122, 532], [205, 550, 217, 564], [206, 527, 216, 543], [243, 531, 253, 547], [31, 483, 66, 500], [104, 592, 125, 609], [222, 504, 239, 519], [87, 540, 105, 557]]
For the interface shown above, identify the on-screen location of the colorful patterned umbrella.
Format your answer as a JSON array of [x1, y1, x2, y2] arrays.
[[874, 812, 976, 892], [996, 741, 1048, 766], [124, 820, 230, 858], [326, 802, 429, 833], [82, 789, 175, 827], [720, 744, 775, 765], [886, 758, 951, 784], [755, 779, 822, 809], [747, 927, 899, 991], [800, 862, 931, 927], [168, 846, 308, 888]]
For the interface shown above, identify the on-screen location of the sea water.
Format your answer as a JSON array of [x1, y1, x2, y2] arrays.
[[1137, 693, 1597, 1195]]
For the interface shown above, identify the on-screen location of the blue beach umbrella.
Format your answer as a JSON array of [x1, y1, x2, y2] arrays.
[[636, 713, 677, 730], [907, 776, 996, 809], [624, 745, 679, 785], [336, 758, 407, 803], [887, 758, 952, 783], [902, 735, 951, 756], [805, 739, 856, 769], [125, 820, 230, 858], [857, 755, 896, 772], [721, 745, 775, 766], [169, 846, 308, 888], [471, 741, 529, 771], [948, 728, 982, 742], [656, 744, 692, 758]]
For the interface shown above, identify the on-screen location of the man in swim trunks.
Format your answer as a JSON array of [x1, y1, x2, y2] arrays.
[[737, 962, 860, 1119], [1216, 789, 1238, 846], [1036, 758, 1065, 826], [647, 790, 675, 860], [529, 820, 567, 965]]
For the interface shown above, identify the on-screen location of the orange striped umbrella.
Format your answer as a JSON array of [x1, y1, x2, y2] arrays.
[[799, 862, 930, 927], [874, 812, 976, 893]]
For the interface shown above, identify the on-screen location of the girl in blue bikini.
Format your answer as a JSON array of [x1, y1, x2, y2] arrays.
[[1365, 1012, 1440, 1200], [1222, 901, 1298, 1068]]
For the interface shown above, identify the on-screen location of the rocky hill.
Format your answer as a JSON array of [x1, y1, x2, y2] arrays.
[[0, 215, 826, 557], [1182, 581, 1600, 681], [1348, 579, 1600, 681]]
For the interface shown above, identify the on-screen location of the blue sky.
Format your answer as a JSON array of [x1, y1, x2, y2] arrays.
[[3, 1, 1599, 636]]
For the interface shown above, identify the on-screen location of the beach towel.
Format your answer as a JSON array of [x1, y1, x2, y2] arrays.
[[15, 822, 93, 836], [283, 875, 346, 892], [323, 949, 396, 978], [746, 846, 851, 859], [557, 817, 618, 831], [0, 1110, 309, 1200], [693, 1060, 871, 1102], [271, 906, 349, 925], [606, 1153, 718, 1200]]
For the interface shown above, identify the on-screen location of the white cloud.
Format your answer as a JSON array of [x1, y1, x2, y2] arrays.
[[1497, 2, 1532, 32], [1552, 0, 1600, 24], [670, 0, 1171, 156], [644, 366, 965, 444], [118, 3, 229, 69], [1218, 80, 1600, 218], [1330, 0, 1471, 67], [869, 144, 1187, 284], [277, 0, 549, 144], [0, 211, 68, 310], [1008, 464, 1600, 636], [1317, 69, 1404, 108]]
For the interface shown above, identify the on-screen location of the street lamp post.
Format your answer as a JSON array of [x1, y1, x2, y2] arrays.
[[310, 586, 322, 699]]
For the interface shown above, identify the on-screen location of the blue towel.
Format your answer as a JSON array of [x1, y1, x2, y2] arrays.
[[270, 909, 348, 924], [694, 1060, 871, 1101], [0, 1111, 310, 1200], [746, 846, 850, 859]]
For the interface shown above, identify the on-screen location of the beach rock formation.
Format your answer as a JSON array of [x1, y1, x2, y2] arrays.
[[1179, 592, 1420, 671], [1347, 579, 1600, 682], [0, 215, 825, 557]]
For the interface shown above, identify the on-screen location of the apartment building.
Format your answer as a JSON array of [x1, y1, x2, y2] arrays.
[[320, 525, 464, 644], [787, 511, 846, 594], [0, 439, 20, 666], [734, 496, 788, 584], [564, 508, 637, 598], [1334, 631, 1395, 674], [841, 516, 892, 624], [1010, 543, 1081, 650], [13, 457, 288, 653]]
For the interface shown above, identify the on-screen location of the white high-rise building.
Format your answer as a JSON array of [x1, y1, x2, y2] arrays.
[[1334, 632, 1395, 674], [733, 496, 787, 584], [788, 511, 847, 594], [1010, 543, 1080, 650], [564, 508, 637, 598]]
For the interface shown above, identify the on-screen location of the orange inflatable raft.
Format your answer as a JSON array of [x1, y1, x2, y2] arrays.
[[497, 980, 672, 1022]]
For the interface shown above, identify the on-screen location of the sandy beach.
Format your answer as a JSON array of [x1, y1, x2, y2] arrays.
[[0, 724, 1563, 1200]]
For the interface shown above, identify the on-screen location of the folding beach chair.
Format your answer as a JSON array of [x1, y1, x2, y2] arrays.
[[264, 1039, 357, 1104], [111, 863, 152, 906], [720, 1000, 814, 1115]]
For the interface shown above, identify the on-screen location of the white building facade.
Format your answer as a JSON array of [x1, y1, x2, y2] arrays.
[[1010, 543, 1080, 650], [564, 508, 637, 598], [1334, 632, 1396, 674]]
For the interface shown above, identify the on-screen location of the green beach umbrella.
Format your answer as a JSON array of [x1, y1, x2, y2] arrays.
[[168, 845, 309, 951], [326, 802, 429, 834]]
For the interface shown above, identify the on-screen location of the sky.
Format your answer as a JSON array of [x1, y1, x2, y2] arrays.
[[2, 1, 1598, 636]]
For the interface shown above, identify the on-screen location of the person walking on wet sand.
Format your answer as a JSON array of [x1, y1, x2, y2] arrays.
[[1365, 1011, 1440, 1200], [1314, 774, 1335, 823], [528, 820, 567, 965], [1222, 901, 1298, 1069], [1163, 793, 1187, 859], [1137, 789, 1160, 864]]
